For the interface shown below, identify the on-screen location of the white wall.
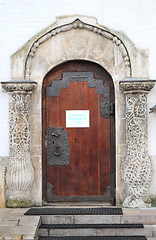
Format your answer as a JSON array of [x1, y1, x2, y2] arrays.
[[0, 0, 156, 157]]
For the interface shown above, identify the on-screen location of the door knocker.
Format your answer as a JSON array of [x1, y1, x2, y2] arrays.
[[53, 144, 62, 156]]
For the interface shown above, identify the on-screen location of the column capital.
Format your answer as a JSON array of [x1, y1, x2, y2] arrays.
[[120, 78, 155, 93], [1, 80, 37, 93]]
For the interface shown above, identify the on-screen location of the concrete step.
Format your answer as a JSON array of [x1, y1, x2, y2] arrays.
[[33, 208, 156, 239], [24, 207, 156, 225], [39, 224, 156, 237], [37, 208, 156, 225], [41, 214, 156, 225]]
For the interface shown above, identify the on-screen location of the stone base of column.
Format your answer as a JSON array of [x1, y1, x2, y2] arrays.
[[123, 196, 151, 208], [6, 190, 34, 208], [6, 199, 33, 208]]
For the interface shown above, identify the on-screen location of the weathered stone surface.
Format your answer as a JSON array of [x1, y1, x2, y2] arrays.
[[120, 79, 155, 208], [39, 228, 48, 236], [0, 209, 40, 240], [19, 215, 41, 226], [29, 26, 129, 81], [0, 226, 37, 235], [6, 199, 33, 208], [1, 82, 37, 206], [46, 226, 154, 237], [0, 220, 19, 226]]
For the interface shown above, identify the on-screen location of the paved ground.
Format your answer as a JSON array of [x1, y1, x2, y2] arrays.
[[0, 207, 156, 239], [0, 208, 41, 239]]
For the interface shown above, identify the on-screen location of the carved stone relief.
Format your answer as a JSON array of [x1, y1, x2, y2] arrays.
[[1, 81, 37, 203], [120, 80, 155, 208], [24, 19, 131, 80]]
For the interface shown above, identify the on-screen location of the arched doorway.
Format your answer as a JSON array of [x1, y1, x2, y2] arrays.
[[42, 60, 115, 204], [8, 16, 152, 207]]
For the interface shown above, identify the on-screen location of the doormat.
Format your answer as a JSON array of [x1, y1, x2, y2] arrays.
[[24, 207, 123, 215], [38, 236, 147, 240], [40, 223, 144, 229]]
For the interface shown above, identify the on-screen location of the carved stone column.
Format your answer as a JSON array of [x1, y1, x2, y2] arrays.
[[120, 79, 155, 208], [1, 81, 37, 207]]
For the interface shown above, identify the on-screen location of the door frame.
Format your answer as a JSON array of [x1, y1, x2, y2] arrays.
[[26, 16, 131, 206]]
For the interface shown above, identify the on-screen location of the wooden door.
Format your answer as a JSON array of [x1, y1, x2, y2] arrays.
[[42, 60, 115, 203]]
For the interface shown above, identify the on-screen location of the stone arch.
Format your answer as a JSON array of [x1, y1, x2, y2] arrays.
[[5, 15, 151, 207], [24, 18, 131, 81]]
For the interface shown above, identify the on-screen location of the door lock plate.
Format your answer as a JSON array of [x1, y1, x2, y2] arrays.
[[45, 127, 70, 165]]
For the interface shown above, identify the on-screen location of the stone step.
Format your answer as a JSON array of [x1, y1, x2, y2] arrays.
[[41, 214, 156, 225], [39, 224, 156, 237], [24, 208, 156, 225], [24, 208, 156, 239]]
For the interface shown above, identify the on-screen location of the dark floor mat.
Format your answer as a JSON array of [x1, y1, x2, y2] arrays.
[[24, 207, 123, 215], [38, 236, 147, 240], [40, 224, 144, 229]]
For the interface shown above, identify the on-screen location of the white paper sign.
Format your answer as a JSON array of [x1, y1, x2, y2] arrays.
[[66, 110, 90, 128]]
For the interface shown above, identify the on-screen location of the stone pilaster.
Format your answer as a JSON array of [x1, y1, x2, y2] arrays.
[[120, 79, 155, 208], [1, 81, 37, 207]]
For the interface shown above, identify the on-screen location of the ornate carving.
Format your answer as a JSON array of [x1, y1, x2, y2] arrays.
[[6, 151, 34, 194], [120, 79, 155, 208], [1, 81, 37, 92], [9, 94, 31, 153], [120, 80, 155, 92], [25, 19, 130, 80], [1, 81, 37, 201]]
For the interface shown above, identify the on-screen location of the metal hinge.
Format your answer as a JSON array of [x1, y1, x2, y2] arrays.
[[110, 102, 115, 115], [45, 135, 48, 148]]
